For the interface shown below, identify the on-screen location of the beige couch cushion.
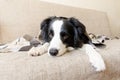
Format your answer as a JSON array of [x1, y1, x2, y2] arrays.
[[0, 0, 111, 43], [0, 39, 120, 80]]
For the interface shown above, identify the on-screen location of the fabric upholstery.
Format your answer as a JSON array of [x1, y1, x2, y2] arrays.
[[0, 39, 120, 80]]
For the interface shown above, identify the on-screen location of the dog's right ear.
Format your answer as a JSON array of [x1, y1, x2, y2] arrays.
[[40, 16, 56, 30], [39, 16, 56, 42]]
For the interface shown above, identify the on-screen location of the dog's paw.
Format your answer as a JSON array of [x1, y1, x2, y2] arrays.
[[85, 44, 106, 72], [28, 47, 44, 56], [28, 43, 49, 56], [90, 55, 106, 72]]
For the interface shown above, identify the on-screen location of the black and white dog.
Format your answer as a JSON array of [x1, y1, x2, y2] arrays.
[[28, 16, 105, 71]]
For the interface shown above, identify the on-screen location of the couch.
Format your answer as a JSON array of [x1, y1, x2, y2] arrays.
[[0, 0, 120, 80]]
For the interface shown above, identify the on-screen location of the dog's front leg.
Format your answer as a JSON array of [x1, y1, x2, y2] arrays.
[[28, 42, 49, 56], [84, 44, 106, 71]]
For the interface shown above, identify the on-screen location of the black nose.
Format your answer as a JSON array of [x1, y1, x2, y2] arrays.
[[49, 48, 58, 56], [102, 40, 105, 43]]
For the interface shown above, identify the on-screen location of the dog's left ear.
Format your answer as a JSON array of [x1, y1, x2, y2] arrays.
[[39, 16, 56, 42], [68, 17, 91, 47]]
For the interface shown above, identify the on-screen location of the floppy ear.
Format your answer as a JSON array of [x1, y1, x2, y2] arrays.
[[69, 17, 91, 47], [39, 16, 56, 42]]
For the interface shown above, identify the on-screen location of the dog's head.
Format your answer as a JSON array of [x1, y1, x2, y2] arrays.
[[40, 16, 90, 56]]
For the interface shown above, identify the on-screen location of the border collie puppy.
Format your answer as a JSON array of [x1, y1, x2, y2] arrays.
[[28, 16, 105, 71]]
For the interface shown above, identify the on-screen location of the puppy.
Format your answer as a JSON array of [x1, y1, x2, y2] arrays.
[[28, 16, 106, 71]]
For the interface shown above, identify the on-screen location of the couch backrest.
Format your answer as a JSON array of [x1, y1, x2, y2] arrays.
[[0, 0, 111, 43], [0, 25, 1, 43]]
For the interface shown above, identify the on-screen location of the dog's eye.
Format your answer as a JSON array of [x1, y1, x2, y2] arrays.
[[61, 32, 69, 40], [63, 35, 69, 40], [49, 30, 54, 38]]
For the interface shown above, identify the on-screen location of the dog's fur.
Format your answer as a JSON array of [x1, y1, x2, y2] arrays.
[[28, 16, 106, 71]]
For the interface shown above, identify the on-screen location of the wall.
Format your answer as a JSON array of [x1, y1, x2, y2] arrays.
[[41, 0, 120, 37]]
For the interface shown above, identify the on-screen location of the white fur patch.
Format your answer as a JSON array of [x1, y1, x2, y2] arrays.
[[84, 44, 106, 71], [48, 20, 67, 56]]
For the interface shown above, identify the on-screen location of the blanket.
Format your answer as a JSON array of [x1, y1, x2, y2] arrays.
[[0, 34, 110, 53]]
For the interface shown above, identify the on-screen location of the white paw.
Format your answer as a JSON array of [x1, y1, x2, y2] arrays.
[[28, 47, 44, 56], [28, 43, 49, 56], [90, 56, 106, 71]]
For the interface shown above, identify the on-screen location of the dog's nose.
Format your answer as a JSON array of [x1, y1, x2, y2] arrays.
[[102, 40, 104, 43], [49, 48, 58, 56]]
